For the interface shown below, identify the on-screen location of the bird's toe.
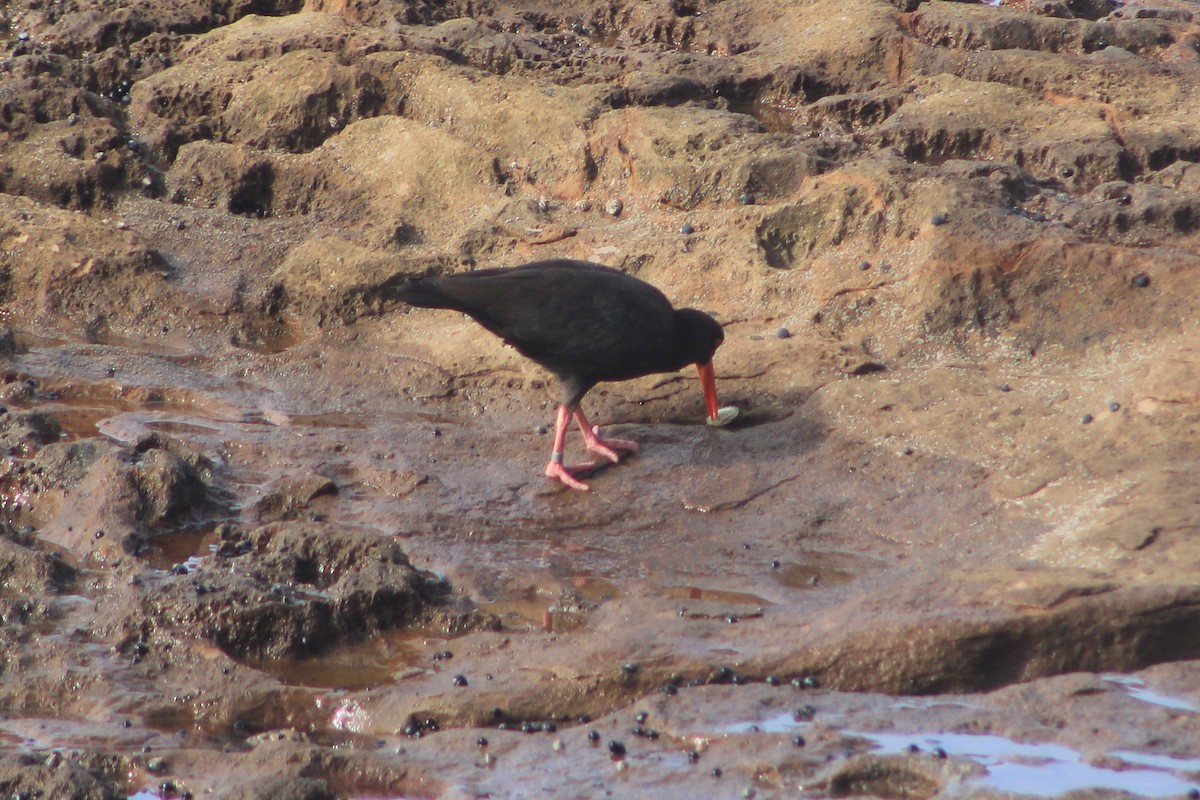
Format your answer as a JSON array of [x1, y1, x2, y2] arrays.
[[586, 426, 639, 460], [589, 443, 622, 464], [545, 461, 591, 491], [603, 436, 640, 453]]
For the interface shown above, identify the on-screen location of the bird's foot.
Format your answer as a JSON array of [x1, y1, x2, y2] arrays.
[[544, 460, 594, 491], [582, 426, 640, 464]]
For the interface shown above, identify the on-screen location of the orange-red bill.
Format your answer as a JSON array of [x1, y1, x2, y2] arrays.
[[697, 360, 720, 420]]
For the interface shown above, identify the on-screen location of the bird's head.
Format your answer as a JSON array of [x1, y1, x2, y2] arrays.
[[675, 309, 727, 423], [674, 308, 725, 366]]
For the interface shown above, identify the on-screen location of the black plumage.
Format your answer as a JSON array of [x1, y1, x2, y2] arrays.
[[398, 259, 726, 490]]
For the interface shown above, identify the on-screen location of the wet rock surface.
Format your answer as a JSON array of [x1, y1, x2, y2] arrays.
[[2, 0, 1200, 796]]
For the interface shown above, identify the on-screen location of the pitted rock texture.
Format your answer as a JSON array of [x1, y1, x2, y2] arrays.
[[2, 0, 1200, 796]]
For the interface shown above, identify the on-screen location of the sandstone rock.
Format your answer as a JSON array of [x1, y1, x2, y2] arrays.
[[129, 447, 209, 526], [32, 439, 115, 491], [306, 0, 472, 26], [253, 471, 338, 521], [0, 751, 125, 800], [0, 409, 61, 456], [591, 105, 829, 210], [0, 193, 172, 326], [267, 236, 433, 325], [131, 14, 405, 160], [166, 115, 500, 253], [135, 521, 449, 658], [30, 434, 215, 560], [0, 526, 76, 595], [824, 756, 942, 800], [0, 88, 132, 209], [1138, 348, 1200, 404], [19, 0, 304, 57], [756, 182, 875, 269], [1, 0, 1200, 793], [227, 776, 335, 800]]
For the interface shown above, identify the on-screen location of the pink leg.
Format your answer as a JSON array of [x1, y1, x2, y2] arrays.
[[574, 407, 639, 463], [543, 404, 593, 491]]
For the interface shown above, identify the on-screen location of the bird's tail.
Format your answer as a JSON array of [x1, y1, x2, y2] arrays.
[[394, 277, 457, 310]]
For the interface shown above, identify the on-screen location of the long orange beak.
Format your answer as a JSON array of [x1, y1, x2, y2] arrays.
[[697, 360, 720, 421]]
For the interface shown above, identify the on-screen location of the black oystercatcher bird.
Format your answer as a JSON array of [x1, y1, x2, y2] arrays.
[[397, 259, 730, 490]]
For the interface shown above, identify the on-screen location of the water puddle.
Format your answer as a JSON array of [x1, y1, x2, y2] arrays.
[[892, 698, 973, 711], [8, 385, 245, 445], [852, 730, 1200, 798], [0, 400, 120, 444], [47, 405, 113, 441], [710, 703, 1199, 798], [661, 586, 772, 606], [1103, 674, 1200, 712], [7, 338, 257, 432], [249, 409, 455, 430], [245, 409, 369, 429], [569, 575, 623, 603], [982, 752, 1198, 797], [1112, 750, 1200, 772], [238, 631, 427, 690], [721, 710, 805, 734], [97, 409, 239, 444], [142, 419, 224, 437], [477, 595, 556, 631], [8, 331, 70, 352], [771, 561, 853, 589], [230, 324, 304, 355], [0, 716, 150, 752], [140, 522, 227, 572], [85, 331, 191, 357], [728, 96, 802, 133], [471, 576, 623, 633]]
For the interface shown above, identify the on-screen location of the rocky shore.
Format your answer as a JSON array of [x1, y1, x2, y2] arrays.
[[2, 0, 1200, 796]]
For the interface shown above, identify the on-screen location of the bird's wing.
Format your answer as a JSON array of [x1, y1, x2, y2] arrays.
[[433, 265, 676, 377]]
